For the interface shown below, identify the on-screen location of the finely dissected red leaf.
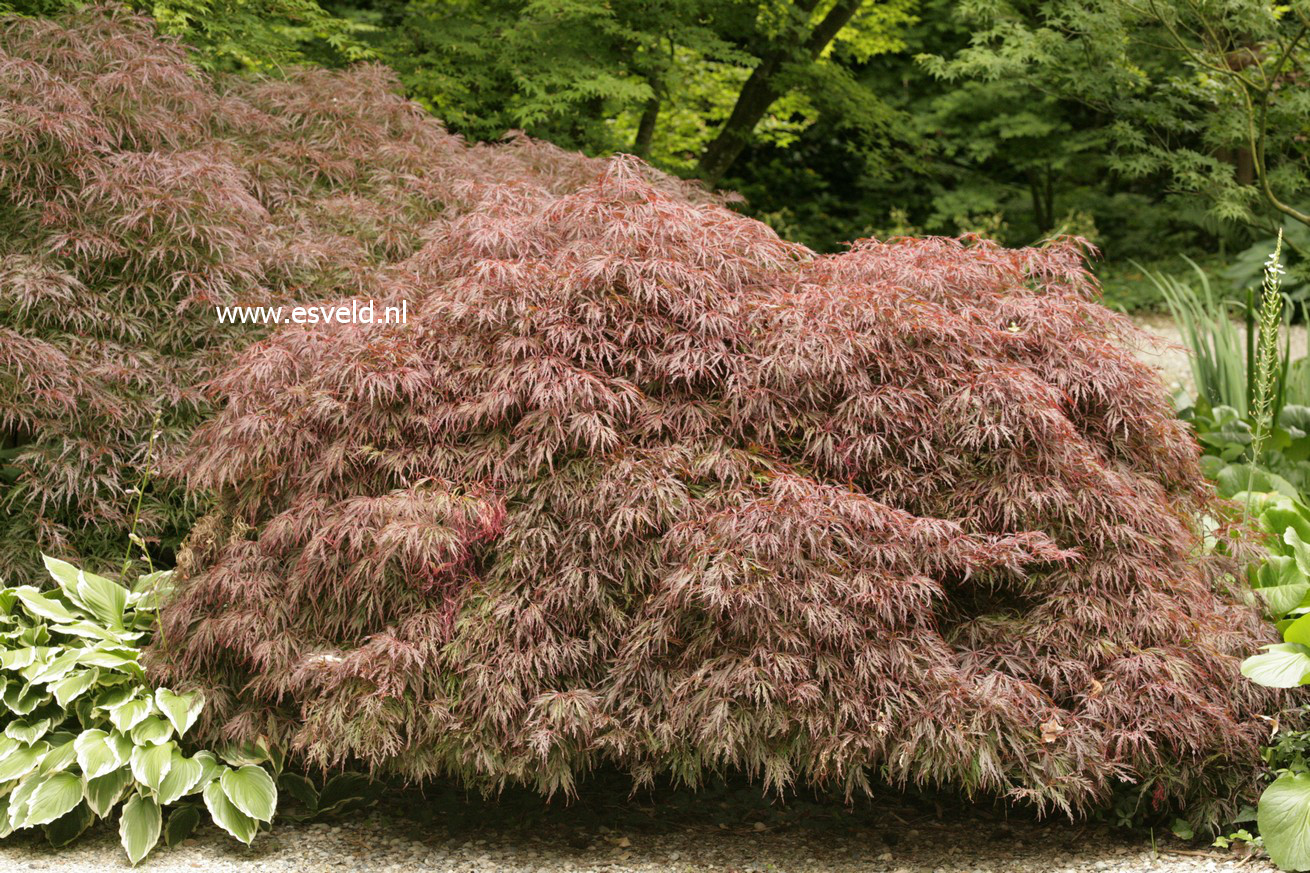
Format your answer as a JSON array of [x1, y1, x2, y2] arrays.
[[151, 144, 1279, 823]]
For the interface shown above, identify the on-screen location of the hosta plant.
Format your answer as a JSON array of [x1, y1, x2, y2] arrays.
[[0, 556, 278, 864]]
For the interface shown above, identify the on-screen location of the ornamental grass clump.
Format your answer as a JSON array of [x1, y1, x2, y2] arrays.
[[154, 153, 1280, 825]]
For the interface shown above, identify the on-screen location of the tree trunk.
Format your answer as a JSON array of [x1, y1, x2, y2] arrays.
[[633, 94, 661, 157], [696, 0, 864, 185]]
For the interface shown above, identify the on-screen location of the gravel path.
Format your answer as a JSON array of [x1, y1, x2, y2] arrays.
[[0, 781, 1276, 873]]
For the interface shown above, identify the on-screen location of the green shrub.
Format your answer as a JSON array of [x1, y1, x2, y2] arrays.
[[0, 556, 278, 864]]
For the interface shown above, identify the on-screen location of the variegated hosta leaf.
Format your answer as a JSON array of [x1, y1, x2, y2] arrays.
[[23, 772, 82, 826], [75, 729, 129, 781], [12, 588, 79, 625], [85, 767, 132, 817], [129, 741, 175, 792], [108, 697, 153, 732], [119, 792, 161, 865], [157, 750, 204, 806], [0, 742, 48, 782], [154, 688, 203, 738], [203, 779, 257, 845], [129, 715, 173, 746], [5, 717, 52, 745], [51, 668, 99, 707], [220, 765, 277, 823]]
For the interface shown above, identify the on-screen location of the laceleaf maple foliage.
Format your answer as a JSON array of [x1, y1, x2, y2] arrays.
[[154, 148, 1278, 823], [0, 6, 655, 578]]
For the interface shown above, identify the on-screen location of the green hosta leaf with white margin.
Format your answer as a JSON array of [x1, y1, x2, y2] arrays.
[[0, 741, 47, 782], [50, 668, 98, 707], [220, 764, 277, 823], [5, 717, 52, 745], [129, 741, 174, 792], [85, 767, 132, 817], [154, 688, 203, 738], [75, 569, 127, 632], [28, 648, 81, 685], [23, 771, 83, 826], [157, 750, 204, 806], [75, 729, 129, 781], [119, 792, 161, 865], [7, 771, 41, 828], [2, 683, 47, 715], [1243, 642, 1310, 688], [77, 646, 138, 670], [129, 715, 172, 745], [1261, 771, 1310, 871], [36, 735, 76, 775], [11, 587, 79, 625], [192, 750, 223, 786], [43, 800, 93, 847], [0, 646, 40, 671], [109, 697, 153, 732], [203, 779, 258, 844]]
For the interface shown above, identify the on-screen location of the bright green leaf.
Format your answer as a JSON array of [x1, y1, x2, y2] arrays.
[[1242, 643, 1310, 688], [119, 792, 161, 865], [154, 688, 203, 738], [203, 779, 258, 844], [220, 765, 277, 823], [24, 772, 84, 826]]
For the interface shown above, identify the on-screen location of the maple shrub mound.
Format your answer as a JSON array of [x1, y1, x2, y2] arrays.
[[151, 151, 1283, 824], [0, 6, 656, 578]]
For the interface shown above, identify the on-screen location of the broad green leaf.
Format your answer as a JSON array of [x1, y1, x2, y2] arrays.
[[1243, 643, 1310, 688], [0, 742, 46, 782], [317, 772, 374, 814], [5, 717, 52, 745], [0, 647, 38, 671], [109, 697, 152, 732], [43, 800, 92, 847], [75, 729, 126, 781], [28, 648, 81, 685], [78, 648, 138, 670], [1287, 614, 1310, 647], [42, 556, 83, 599], [1266, 503, 1310, 549], [24, 771, 83, 826], [76, 569, 127, 630], [1254, 555, 1310, 618], [129, 716, 172, 745], [36, 737, 76, 775], [2, 683, 47, 715], [1262, 771, 1310, 871], [85, 767, 132, 817], [157, 751, 204, 806], [203, 779, 258, 844], [130, 741, 175, 792], [164, 804, 200, 847], [7, 772, 40, 828], [154, 688, 203, 738], [220, 765, 277, 823], [119, 792, 161, 865], [12, 587, 79, 624], [192, 750, 223, 786], [51, 668, 99, 707], [278, 772, 318, 811]]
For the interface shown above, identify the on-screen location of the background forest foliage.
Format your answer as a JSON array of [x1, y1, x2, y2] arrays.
[[5, 0, 1305, 307]]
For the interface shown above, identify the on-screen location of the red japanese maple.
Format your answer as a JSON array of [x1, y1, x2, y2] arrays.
[[154, 152, 1277, 823]]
